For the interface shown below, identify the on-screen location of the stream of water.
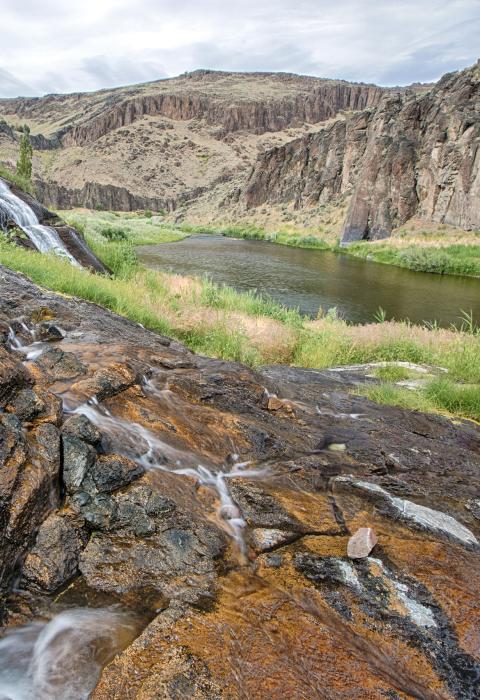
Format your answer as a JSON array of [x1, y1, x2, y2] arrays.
[[0, 179, 80, 266], [139, 234, 480, 327]]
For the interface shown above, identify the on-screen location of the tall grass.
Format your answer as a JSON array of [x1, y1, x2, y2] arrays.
[[1, 234, 479, 421], [0, 163, 33, 194], [346, 241, 480, 277], [60, 209, 187, 247]]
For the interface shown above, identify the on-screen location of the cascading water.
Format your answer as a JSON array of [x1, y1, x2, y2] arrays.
[[70, 381, 269, 553], [0, 608, 139, 700], [0, 178, 80, 266]]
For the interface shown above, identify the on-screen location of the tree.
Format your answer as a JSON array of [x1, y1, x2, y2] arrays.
[[16, 125, 33, 182]]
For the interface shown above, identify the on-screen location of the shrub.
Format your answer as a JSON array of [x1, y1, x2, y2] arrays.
[[100, 226, 128, 242]]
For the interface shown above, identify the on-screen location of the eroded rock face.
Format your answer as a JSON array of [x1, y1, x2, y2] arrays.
[[246, 61, 480, 239], [0, 265, 479, 698]]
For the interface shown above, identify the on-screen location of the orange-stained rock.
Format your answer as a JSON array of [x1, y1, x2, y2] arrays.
[[0, 266, 478, 699]]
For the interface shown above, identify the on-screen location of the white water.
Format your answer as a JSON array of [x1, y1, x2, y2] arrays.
[[7, 323, 46, 360], [0, 608, 136, 700], [72, 385, 268, 552], [0, 179, 80, 266]]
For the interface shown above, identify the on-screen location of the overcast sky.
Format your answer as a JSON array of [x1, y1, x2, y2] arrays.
[[1, 0, 479, 97]]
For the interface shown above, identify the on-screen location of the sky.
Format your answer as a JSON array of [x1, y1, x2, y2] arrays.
[[0, 0, 479, 97]]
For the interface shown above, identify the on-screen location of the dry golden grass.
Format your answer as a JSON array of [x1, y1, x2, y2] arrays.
[[386, 218, 480, 248]]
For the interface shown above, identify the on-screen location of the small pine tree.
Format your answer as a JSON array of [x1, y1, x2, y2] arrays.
[[16, 125, 33, 182]]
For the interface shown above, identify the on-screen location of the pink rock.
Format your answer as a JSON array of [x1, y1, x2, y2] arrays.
[[347, 527, 378, 559]]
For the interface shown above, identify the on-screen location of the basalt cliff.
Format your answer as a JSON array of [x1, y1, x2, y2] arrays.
[[246, 62, 480, 241], [0, 63, 478, 241], [0, 266, 479, 698]]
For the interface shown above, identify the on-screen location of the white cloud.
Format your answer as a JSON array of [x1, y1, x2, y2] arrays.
[[0, 0, 478, 96]]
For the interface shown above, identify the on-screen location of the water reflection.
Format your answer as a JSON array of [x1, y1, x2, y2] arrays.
[[139, 235, 480, 327]]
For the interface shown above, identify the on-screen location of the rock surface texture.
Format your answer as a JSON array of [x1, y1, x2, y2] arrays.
[[246, 62, 480, 240], [0, 265, 479, 698]]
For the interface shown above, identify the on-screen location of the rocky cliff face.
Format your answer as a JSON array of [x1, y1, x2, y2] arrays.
[[0, 73, 386, 147], [34, 179, 173, 213], [0, 71, 394, 216], [0, 267, 479, 698], [58, 82, 385, 147], [245, 62, 480, 241], [0, 65, 477, 237]]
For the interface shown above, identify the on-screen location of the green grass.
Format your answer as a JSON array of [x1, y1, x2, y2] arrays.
[[373, 365, 413, 382], [171, 221, 330, 249], [1, 228, 479, 422], [345, 241, 480, 277], [59, 209, 187, 247], [358, 377, 480, 422], [0, 163, 33, 194]]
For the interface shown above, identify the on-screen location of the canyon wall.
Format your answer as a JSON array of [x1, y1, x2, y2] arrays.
[[35, 180, 173, 213], [245, 62, 480, 240], [1, 80, 386, 148]]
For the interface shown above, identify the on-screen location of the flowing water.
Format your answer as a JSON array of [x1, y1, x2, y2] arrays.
[[0, 179, 80, 266], [139, 234, 480, 327], [68, 382, 268, 552], [4, 301, 477, 697], [0, 608, 139, 700]]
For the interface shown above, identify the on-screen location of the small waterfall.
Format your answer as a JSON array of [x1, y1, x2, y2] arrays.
[[0, 608, 138, 700], [0, 178, 80, 266], [72, 390, 268, 553]]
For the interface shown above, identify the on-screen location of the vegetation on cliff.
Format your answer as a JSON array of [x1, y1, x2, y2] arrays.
[[0, 162, 33, 193]]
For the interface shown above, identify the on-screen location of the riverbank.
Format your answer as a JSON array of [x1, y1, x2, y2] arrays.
[[1, 223, 479, 421], [59, 208, 480, 278], [182, 219, 480, 277]]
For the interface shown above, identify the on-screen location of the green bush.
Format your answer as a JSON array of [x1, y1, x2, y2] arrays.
[[100, 225, 128, 241]]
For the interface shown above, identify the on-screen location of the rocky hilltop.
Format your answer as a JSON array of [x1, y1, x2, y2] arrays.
[[0, 71, 413, 226], [0, 63, 478, 242], [0, 266, 479, 698]]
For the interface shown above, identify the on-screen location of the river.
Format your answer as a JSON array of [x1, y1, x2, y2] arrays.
[[138, 235, 480, 327]]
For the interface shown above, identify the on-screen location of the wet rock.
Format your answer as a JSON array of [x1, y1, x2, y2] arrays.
[[31, 422, 62, 482], [74, 481, 176, 535], [62, 434, 96, 493], [0, 415, 61, 604], [21, 512, 88, 592], [229, 482, 307, 532], [62, 413, 102, 446], [335, 476, 478, 546], [90, 455, 144, 493], [7, 388, 44, 422], [250, 528, 298, 553], [80, 516, 225, 602], [466, 498, 480, 521], [0, 346, 29, 403], [35, 346, 87, 380], [72, 363, 137, 401], [1, 266, 480, 697], [35, 321, 65, 342], [347, 527, 378, 559]]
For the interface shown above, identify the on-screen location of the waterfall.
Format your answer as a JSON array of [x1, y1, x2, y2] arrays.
[[0, 178, 80, 266], [0, 608, 138, 700]]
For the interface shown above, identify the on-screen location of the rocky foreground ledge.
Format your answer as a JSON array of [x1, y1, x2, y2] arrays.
[[0, 265, 479, 699]]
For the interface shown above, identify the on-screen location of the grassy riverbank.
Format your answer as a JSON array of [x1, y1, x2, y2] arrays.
[[1, 230, 479, 422], [59, 209, 480, 278], [345, 222, 480, 277]]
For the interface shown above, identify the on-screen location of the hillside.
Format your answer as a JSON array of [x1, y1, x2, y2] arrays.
[[0, 65, 478, 242], [0, 71, 407, 224]]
